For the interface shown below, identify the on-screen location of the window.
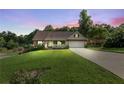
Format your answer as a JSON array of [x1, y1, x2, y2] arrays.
[[38, 41, 43, 45], [48, 41, 53, 47], [57, 41, 62, 45], [53, 41, 57, 44], [74, 34, 79, 38], [61, 41, 65, 44]]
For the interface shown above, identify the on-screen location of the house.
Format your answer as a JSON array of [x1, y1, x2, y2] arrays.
[[32, 31, 87, 48]]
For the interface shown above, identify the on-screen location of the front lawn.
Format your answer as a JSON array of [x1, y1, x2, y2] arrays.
[[88, 48, 124, 53], [0, 49, 124, 84]]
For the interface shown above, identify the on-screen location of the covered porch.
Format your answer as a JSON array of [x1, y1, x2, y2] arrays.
[[36, 40, 68, 48]]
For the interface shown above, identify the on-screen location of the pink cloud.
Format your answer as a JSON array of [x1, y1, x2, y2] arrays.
[[65, 20, 79, 28], [52, 24, 63, 28], [111, 16, 124, 26], [51, 20, 79, 29]]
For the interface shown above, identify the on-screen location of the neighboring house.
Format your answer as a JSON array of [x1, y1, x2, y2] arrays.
[[32, 31, 87, 48]]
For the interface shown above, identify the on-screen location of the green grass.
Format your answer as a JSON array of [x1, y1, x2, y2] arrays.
[[0, 49, 124, 84], [88, 48, 124, 53]]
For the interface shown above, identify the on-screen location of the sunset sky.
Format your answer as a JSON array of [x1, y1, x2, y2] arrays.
[[0, 9, 124, 35]]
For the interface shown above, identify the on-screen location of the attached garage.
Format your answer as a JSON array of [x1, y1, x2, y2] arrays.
[[69, 41, 85, 48]]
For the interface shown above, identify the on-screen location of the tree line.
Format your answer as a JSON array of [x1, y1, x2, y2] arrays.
[[0, 30, 37, 49]]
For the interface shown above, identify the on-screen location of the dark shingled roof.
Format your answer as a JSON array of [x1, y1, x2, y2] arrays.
[[33, 31, 74, 40], [32, 31, 49, 40]]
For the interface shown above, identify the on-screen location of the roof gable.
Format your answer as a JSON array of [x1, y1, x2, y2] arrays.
[[68, 31, 87, 40]]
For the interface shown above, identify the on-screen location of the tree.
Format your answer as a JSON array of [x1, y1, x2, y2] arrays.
[[25, 29, 39, 44], [6, 39, 18, 49], [87, 24, 110, 47], [79, 10, 93, 38], [103, 28, 124, 48], [70, 27, 79, 32], [55, 26, 70, 32], [17, 35, 25, 46], [1, 31, 18, 42], [43, 25, 54, 31], [0, 37, 6, 47], [92, 24, 109, 40], [119, 23, 124, 28]]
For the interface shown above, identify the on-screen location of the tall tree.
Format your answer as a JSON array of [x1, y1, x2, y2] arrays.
[[79, 10, 93, 38], [43, 25, 54, 31]]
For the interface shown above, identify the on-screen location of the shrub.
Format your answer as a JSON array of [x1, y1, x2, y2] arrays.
[[6, 40, 18, 49], [64, 45, 69, 49], [27, 44, 45, 52], [33, 44, 45, 50], [23, 44, 32, 49], [0, 37, 6, 47], [21, 44, 45, 54]]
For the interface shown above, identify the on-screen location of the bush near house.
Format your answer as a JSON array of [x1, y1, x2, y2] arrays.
[[20, 44, 45, 54]]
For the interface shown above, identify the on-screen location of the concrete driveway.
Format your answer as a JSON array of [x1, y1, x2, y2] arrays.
[[70, 48, 124, 79]]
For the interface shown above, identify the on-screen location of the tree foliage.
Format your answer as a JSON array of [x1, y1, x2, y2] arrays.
[[0, 37, 6, 47], [103, 27, 124, 48], [0, 29, 38, 49], [43, 25, 54, 31], [79, 10, 93, 38], [6, 39, 18, 49]]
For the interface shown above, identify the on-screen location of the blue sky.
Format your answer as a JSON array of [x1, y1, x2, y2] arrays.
[[0, 9, 124, 35]]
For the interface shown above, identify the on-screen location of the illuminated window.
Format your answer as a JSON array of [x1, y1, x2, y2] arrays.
[[38, 41, 43, 45], [57, 41, 62, 45]]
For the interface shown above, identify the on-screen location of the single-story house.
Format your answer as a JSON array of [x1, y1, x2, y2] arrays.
[[32, 31, 87, 48]]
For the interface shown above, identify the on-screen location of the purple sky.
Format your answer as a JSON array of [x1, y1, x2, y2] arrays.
[[0, 9, 124, 35]]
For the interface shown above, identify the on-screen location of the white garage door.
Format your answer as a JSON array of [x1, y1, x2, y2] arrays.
[[69, 41, 84, 48]]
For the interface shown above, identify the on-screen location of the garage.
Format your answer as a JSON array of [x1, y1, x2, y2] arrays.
[[69, 41, 84, 48]]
